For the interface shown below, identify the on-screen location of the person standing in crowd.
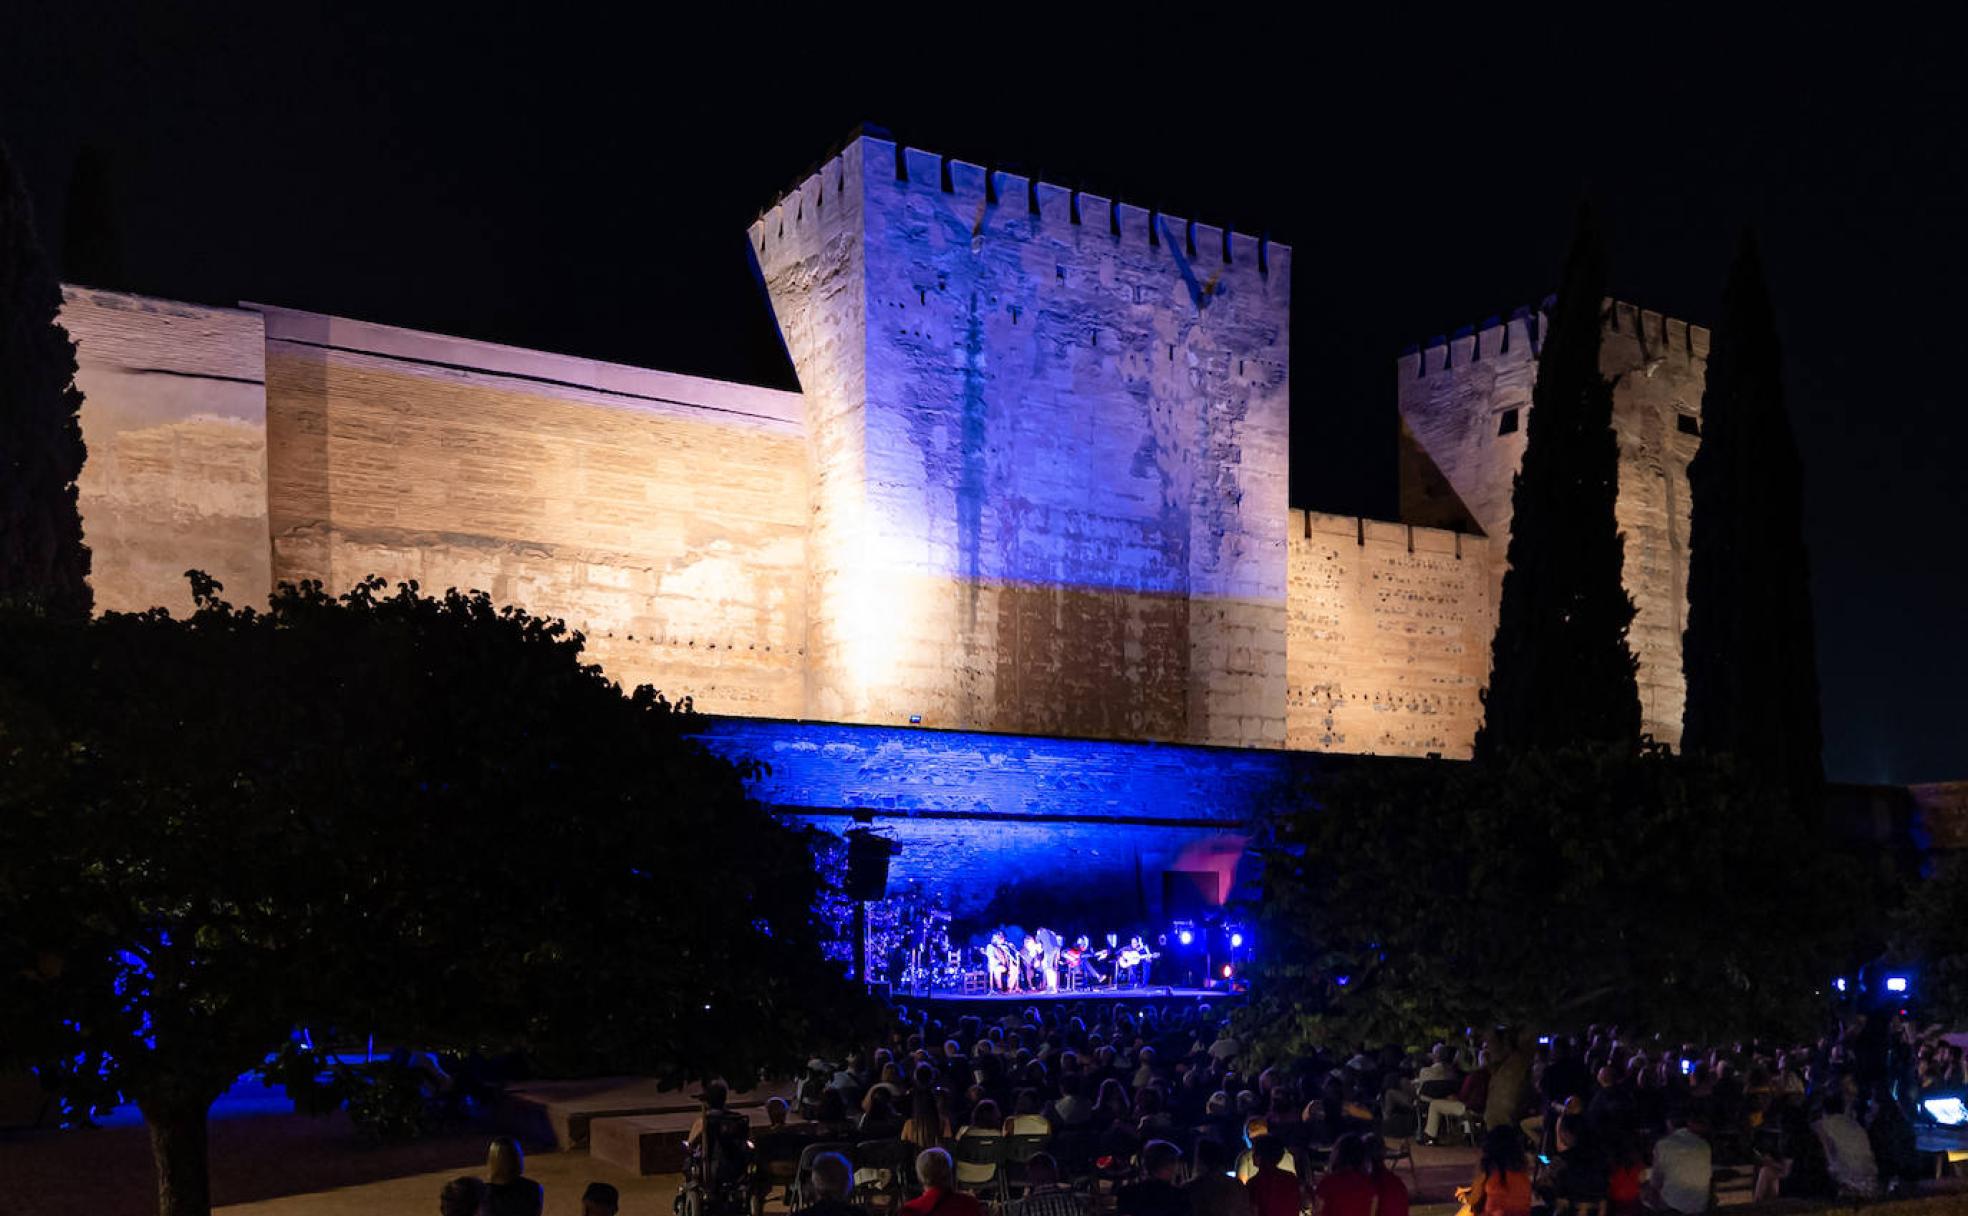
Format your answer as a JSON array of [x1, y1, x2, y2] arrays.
[[1484, 1029, 1532, 1140], [1308, 1134, 1375, 1216], [1186, 1138, 1246, 1216], [580, 1182, 620, 1216], [484, 1137, 544, 1216], [1119, 1140, 1188, 1216], [1642, 1109, 1713, 1214]]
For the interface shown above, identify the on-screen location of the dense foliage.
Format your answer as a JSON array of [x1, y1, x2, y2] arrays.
[[1683, 231, 1825, 808], [1896, 853, 1968, 1028], [0, 139, 91, 618], [1477, 204, 1640, 758], [0, 575, 877, 1216], [1235, 744, 1854, 1060]]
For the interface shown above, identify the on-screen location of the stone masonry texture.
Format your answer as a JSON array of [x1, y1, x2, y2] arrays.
[[1397, 302, 1707, 748], [752, 135, 1292, 748]]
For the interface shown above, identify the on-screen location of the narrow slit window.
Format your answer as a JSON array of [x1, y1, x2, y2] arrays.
[[1677, 413, 1701, 436], [1497, 408, 1521, 436]]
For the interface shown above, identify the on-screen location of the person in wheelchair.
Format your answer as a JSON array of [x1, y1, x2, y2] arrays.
[[679, 1081, 754, 1216]]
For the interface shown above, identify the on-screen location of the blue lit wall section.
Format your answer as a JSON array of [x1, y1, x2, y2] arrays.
[[694, 716, 1315, 921]]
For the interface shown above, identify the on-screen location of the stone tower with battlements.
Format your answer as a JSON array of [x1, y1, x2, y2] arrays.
[[1397, 301, 1710, 747], [750, 133, 1292, 748]]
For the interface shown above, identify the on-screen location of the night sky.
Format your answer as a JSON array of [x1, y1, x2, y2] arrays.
[[4, 10, 1961, 784]]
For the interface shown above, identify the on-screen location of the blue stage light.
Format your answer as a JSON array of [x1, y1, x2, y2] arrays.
[[1230, 932, 1244, 948], [1178, 929, 1194, 946], [1886, 975, 1909, 993], [1834, 976, 1848, 992]]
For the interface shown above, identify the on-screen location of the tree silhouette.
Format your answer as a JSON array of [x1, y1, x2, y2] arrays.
[[1682, 231, 1824, 811], [1476, 204, 1640, 758], [0, 139, 91, 617]]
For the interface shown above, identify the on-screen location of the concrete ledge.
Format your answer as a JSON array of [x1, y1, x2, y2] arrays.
[[590, 1112, 698, 1176]]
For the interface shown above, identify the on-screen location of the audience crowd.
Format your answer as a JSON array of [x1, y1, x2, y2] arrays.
[[436, 1002, 1968, 1216]]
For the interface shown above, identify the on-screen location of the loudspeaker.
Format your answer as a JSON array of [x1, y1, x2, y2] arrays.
[[1162, 869, 1220, 919], [844, 829, 896, 902]]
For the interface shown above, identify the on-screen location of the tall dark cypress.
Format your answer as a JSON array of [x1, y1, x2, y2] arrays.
[[1682, 231, 1823, 802], [1475, 203, 1640, 759], [0, 140, 92, 618]]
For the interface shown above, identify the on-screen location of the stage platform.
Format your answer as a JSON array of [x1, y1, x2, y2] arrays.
[[889, 986, 1232, 1008]]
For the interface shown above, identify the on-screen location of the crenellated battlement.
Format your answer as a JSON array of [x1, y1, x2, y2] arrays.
[[1397, 298, 1710, 382], [751, 130, 1289, 286]]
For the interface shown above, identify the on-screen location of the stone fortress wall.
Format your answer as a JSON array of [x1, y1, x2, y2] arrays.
[[1397, 302, 1708, 748], [51, 137, 1708, 763], [63, 288, 271, 616], [752, 135, 1291, 748]]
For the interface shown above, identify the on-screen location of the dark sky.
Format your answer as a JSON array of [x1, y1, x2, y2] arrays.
[[4, 9, 1962, 784]]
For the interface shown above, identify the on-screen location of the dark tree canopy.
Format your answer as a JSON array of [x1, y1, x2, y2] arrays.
[[0, 576, 875, 1216], [1477, 203, 1639, 759], [1682, 232, 1824, 805], [1235, 746, 1855, 1059], [0, 139, 91, 617]]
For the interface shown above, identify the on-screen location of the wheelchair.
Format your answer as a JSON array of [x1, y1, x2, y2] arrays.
[[677, 1111, 754, 1216]]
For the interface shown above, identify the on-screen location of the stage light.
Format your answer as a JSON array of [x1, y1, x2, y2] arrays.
[[1335, 974, 1350, 987], [1886, 975, 1909, 993], [1834, 976, 1848, 993], [1178, 929, 1194, 946], [908, 714, 922, 724], [1221, 964, 1234, 979], [1230, 932, 1244, 948]]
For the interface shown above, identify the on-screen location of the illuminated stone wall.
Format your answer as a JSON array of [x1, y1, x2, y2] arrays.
[[60, 288, 271, 615], [1397, 302, 1707, 747], [695, 715, 1308, 920], [753, 135, 1292, 748], [1286, 510, 1495, 758], [259, 307, 811, 717]]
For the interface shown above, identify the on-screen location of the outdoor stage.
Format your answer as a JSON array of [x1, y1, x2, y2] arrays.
[[886, 985, 1237, 1014]]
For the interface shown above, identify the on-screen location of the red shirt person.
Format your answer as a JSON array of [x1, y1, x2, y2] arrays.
[[902, 1148, 984, 1216], [1309, 1136, 1378, 1216]]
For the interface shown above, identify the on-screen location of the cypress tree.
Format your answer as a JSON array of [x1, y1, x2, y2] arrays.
[[1682, 231, 1823, 803], [0, 140, 91, 618], [1475, 203, 1640, 759]]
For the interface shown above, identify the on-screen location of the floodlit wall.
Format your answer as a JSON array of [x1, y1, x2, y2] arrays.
[[1286, 510, 1495, 758], [1398, 301, 1707, 747], [695, 715, 1309, 920], [753, 135, 1292, 748], [259, 306, 811, 718], [60, 287, 271, 615]]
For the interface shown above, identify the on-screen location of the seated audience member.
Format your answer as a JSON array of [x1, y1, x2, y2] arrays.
[[1009, 1088, 1052, 1134], [764, 1097, 791, 1129], [1456, 1126, 1531, 1216], [1812, 1095, 1881, 1198], [581, 1181, 620, 1216], [1603, 1132, 1646, 1216], [860, 1086, 905, 1139], [1051, 1073, 1095, 1129], [688, 1080, 734, 1149], [796, 1152, 871, 1216], [1235, 1117, 1297, 1182], [905, 1147, 984, 1216], [1361, 1134, 1411, 1216], [484, 1136, 545, 1216], [813, 1089, 855, 1136], [1309, 1134, 1376, 1216], [1119, 1139, 1189, 1216], [1007, 1153, 1087, 1216], [1536, 1114, 1608, 1210], [1753, 1104, 1834, 1202], [954, 1100, 1004, 1190], [904, 1086, 950, 1151], [1641, 1111, 1711, 1215], [440, 1176, 486, 1216], [1186, 1138, 1247, 1216]]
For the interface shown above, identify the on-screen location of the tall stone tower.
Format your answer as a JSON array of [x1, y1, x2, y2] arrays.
[[750, 133, 1292, 747], [1397, 302, 1708, 747]]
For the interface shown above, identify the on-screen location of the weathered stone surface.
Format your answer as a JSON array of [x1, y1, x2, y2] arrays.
[[1286, 510, 1495, 759], [696, 716, 1308, 918], [1397, 302, 1707, 748], [60, 288, 271, 615], [258, 306, 811, 718], [752, 136, 1291, 748]]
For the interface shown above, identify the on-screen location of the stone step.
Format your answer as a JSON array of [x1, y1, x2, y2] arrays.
[[589, 1112, 700, 1176]]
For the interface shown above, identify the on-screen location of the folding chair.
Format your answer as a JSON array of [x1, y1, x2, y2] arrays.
[[855, 1138, 915, 1212], [1001, 1132, 1054, 1198], [952, 1133, 1006, 1200]]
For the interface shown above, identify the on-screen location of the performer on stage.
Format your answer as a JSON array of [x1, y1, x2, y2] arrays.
[[1063, 934, 1106, 988], [1035, 927, 1063, 993], [986, 930, 1018, 993], [1020, 934, 1045, 992], [1116, 934, 1157, 987]]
